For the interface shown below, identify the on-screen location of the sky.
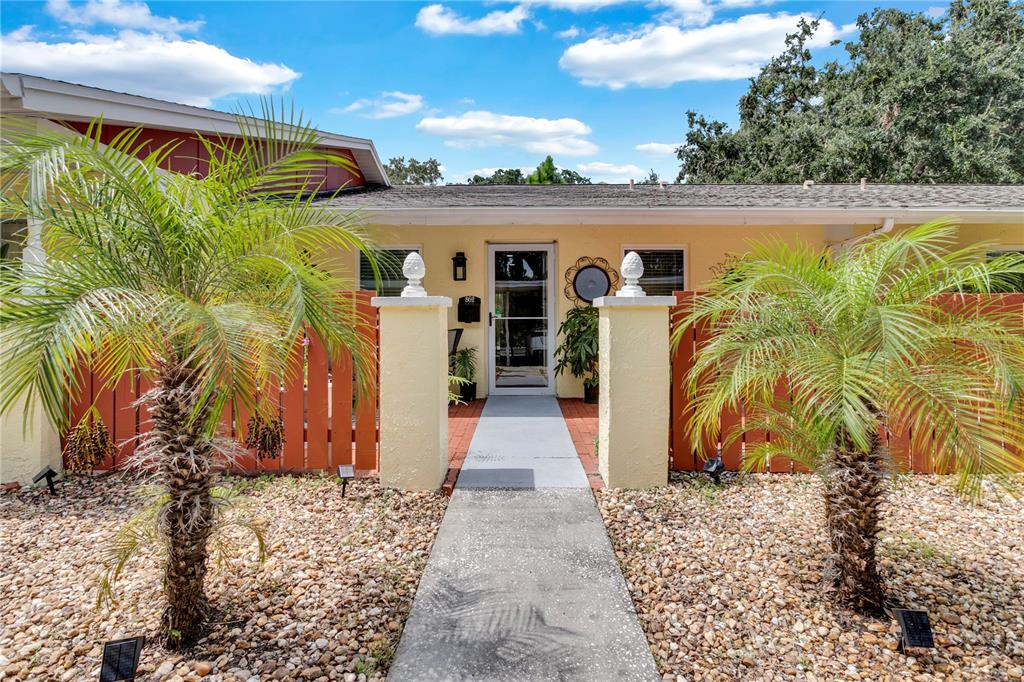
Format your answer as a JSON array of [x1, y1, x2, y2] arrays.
[[0, 0, 947, 183]]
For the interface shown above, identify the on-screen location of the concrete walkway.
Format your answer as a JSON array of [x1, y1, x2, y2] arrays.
[[389, 396, 659, 682]]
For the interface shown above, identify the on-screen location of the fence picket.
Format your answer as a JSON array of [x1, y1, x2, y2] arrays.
[[306, 331, 330, 471]]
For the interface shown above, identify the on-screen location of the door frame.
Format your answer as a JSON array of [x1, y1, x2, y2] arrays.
[[487, 242, 557, 396]]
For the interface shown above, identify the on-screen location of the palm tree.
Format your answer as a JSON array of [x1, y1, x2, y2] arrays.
[[0, 105, 379, 648], [677, 221, 1024, 613]]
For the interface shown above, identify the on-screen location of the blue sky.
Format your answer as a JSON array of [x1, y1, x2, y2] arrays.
[[1, 0, 944, 183]]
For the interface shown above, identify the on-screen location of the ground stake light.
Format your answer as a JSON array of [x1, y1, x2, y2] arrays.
[[703, 446, 725, 484], [32, 466, 59, 495], [99, 636, 144, 681], [891, 608, 934, 652], [337, 464, 354, 497]]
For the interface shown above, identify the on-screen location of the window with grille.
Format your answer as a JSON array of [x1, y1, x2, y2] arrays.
[[360, 247, 420, 296], [624, 248, 686, 296]]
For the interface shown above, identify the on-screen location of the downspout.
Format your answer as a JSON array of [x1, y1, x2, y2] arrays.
[[834, 216, 895, 252]]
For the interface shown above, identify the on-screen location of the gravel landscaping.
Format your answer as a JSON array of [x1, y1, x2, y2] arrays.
[[0, 474, 448, 681], [598, 473, 1024, 682]]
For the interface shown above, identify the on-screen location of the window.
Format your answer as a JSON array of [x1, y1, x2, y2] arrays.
[[1, 220, 27, 263], [987, 249, 1024, 292], [623, 247, 686, 296], [360, 247, 420, 296]]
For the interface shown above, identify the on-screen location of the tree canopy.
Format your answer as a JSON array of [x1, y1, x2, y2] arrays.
[[384, 156, 444, 185], [466, 156, 591, 184], [678, 0, 1024, 184]]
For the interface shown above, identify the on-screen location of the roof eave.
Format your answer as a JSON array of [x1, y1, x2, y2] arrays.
[[327, 206, 1024, 226], [1, 72, 390, 185]]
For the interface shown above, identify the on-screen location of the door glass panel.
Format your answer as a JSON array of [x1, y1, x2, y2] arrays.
[[492, 249, 550, 389], [494, 319, 549, 388]]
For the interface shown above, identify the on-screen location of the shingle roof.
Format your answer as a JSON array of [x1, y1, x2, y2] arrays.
[[322, 183, 1024, 210]]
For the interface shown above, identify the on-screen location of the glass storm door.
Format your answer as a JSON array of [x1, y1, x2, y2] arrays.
[[488, 244, 555, 395]]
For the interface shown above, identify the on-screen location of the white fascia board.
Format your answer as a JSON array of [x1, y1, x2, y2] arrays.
[[2, 73, 389, 184], [329, 206, 1024, 226]]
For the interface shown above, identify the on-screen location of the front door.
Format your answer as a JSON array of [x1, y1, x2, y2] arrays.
[[488, 244, 555, 395]]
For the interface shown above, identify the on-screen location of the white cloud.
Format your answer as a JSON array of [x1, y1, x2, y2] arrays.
[[45, 0, 202, 35], [338, 91, 424, 119], [521, 0, 623, 11], [925, 6, 945, 18], [658, 0, 714, 27], [556, 25, 581, 39], [417, 110, 598, 156], [636, 142, 678, 154], [416, 4, 530, 36], [560, 13, 852, 89], [458, 97, 476, 106], [0, 28, 299, 107], [577, 161, 646, 182]]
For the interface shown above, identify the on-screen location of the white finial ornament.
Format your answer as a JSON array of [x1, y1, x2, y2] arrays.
[[617, 251, 646, 297], [401, 252, 427, 297]]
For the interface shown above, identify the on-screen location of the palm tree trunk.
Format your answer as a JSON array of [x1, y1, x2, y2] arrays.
[[822, 430, 886, 614], [147, 363, 216, 649]]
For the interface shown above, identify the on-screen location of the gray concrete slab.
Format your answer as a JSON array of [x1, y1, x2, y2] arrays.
[[458, 396, 589, 489], [389, 489, 659, 681], [388, 396, 659, 681]]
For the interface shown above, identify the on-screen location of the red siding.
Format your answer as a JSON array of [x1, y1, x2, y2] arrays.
[[61, 121, 363, 190]]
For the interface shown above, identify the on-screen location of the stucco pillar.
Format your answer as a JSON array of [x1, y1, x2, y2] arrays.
[[594, 252, 675, 489], [372, 253, 452, 490], [1, 147, 61, 487]]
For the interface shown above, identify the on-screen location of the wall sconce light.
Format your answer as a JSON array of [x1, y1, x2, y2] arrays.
[[452, 252, 467, 281]]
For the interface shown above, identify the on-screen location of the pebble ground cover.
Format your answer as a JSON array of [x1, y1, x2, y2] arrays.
[[598, 473, 1024, 682], [0, 474, 447, 681]]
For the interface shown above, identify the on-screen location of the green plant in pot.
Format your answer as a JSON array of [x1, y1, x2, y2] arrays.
[[451, 347, 478, 402], [554, 305, 599, 403]]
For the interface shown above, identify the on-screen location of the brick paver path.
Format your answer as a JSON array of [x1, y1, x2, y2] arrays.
[[558, 398, 602, 489]]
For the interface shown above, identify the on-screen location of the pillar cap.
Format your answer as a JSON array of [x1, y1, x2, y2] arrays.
[[372, 296, 452, 308], [594, 295, 676, 308]]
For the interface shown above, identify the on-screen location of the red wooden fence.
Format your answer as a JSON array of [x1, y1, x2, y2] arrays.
[[669, 292, 1024, 473], [65, 291, 380, 475]]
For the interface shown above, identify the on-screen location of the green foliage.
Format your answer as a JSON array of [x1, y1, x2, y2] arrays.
[[679, 1, 1024, 183], [553, 306, 599, 389], [0, 103, 379, 435], [526, 156, 592, 184], [97, 485, 269, 608], [677, 220, 1024, 496], [450, 346, 478, 382], [467, 168, 526, 184], [638, 169, 661, 185], [448, 373, 469, 404], [468, 157, 592, 185], [63, 415, 117, 474], [384, 156, 444, 185]]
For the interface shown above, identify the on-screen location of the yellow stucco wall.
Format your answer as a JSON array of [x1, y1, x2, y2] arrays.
[[329, 220, 1022, 399]]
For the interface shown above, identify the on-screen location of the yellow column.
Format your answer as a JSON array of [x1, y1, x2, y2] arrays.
[[372, 253, 452, 490], [594, 252, 675, 488]]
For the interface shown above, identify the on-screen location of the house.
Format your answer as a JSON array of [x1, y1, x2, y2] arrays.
[[0, 72, 389, 266], [321, 183, 1024, 399], [1, 73, 1022, 484], [0, 73, 389, 485]]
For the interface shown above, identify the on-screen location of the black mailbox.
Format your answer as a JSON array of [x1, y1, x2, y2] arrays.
[[458, 296, 481, 323]]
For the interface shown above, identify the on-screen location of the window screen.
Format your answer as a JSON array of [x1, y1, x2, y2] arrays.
[[360, 248, 420, 296], [628, 249, 686, 296], [988, 250, 1024, 292]]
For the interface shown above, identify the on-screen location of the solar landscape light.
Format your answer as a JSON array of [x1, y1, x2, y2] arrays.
[[32, 466, 60, 495], [337, 464, 355, 497], [890, 608, 935, 652], [703, 446, 725, 484], [99, 636, 144, 681]]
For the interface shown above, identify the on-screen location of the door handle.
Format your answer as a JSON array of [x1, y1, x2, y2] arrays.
[[489, 312, 494, 327]]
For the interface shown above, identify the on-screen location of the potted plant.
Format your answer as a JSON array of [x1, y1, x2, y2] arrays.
[[553, 306, 599, 403], [451, 347, 478, 402]]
